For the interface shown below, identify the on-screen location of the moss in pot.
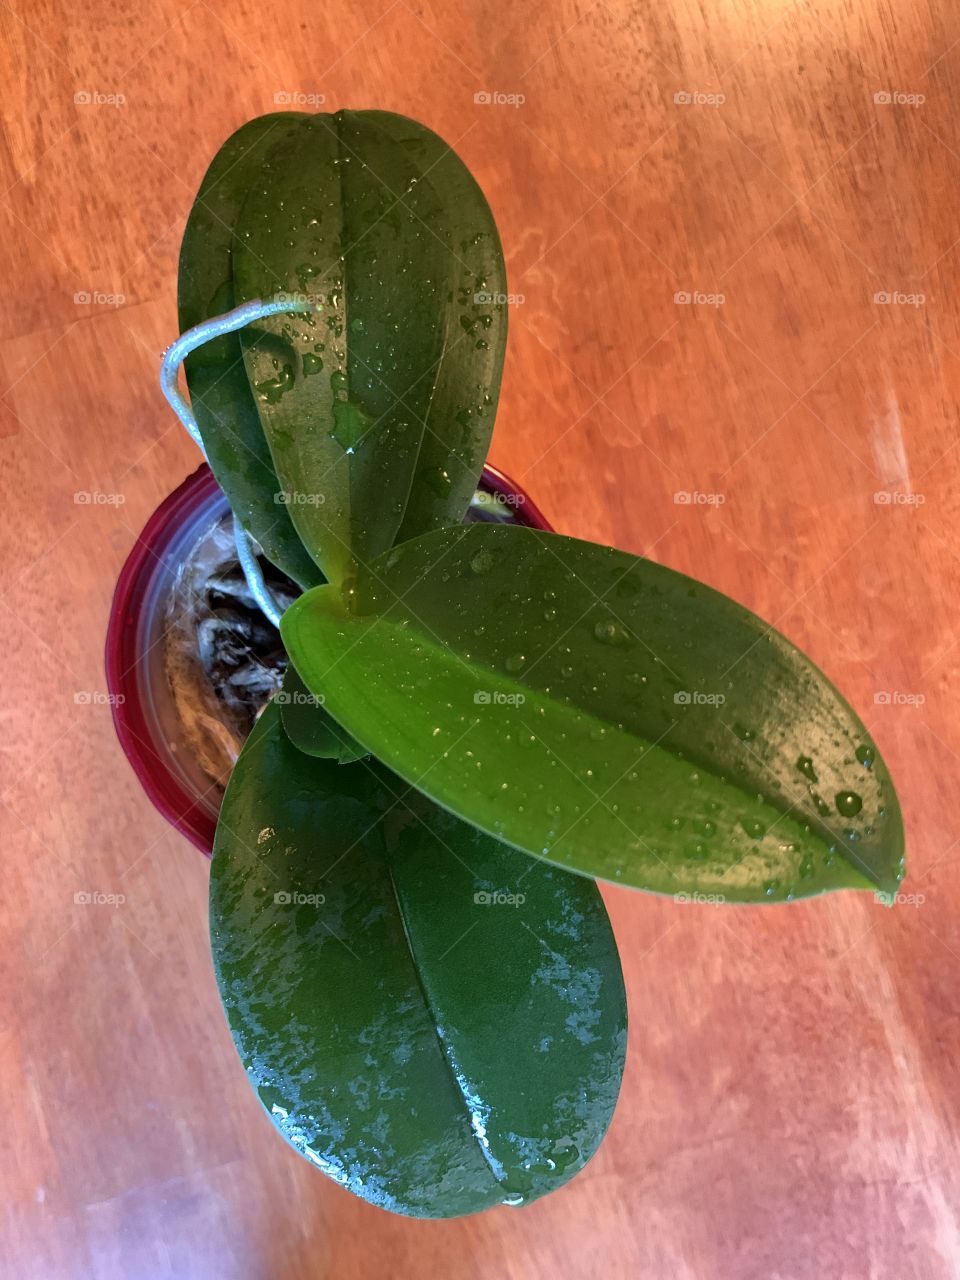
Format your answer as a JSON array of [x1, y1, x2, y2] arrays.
[[159, 109, 905, 1218]]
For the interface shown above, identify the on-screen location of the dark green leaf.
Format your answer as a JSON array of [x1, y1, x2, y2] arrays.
[[281, 524, 905, 902], [211, 702, 626, 1217], [232, 111, 507, 585], [178, 112, 322, 589], [363, 111, 508, 544], [278, 666, 367, 762]]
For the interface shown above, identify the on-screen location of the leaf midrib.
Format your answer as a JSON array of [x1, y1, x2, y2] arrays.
[[291, 596, 883, 893], [383, 853, 507, 1197]]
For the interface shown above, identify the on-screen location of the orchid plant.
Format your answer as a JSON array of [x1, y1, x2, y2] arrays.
[[164, 110, 904, 1218]]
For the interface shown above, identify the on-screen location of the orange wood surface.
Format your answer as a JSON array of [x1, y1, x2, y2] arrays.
[[2, 2, 959, 1276]]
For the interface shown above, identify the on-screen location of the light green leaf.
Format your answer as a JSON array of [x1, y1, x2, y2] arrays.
[[281, 524, 905, 902]]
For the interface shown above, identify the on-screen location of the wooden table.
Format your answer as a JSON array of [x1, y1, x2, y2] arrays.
[[2, 2, 957, 1276]]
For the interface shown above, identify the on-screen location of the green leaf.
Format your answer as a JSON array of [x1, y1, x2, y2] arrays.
[[178, 112, 322, 590], [232, 110, 507, 585], [281, 524, 905, 902], [210, 702, 626, 1218], [278, 666, 367, 762], [362, 111, 508, 544]]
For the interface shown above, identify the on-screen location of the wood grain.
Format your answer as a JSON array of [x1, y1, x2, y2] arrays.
[[2, 1, 959, 1276]]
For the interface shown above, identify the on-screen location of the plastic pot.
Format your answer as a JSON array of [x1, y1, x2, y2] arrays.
[[105, 463, 552, 855]]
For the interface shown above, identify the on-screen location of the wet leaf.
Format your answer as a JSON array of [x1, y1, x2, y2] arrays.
[[178, 113, 322, 589], [232, 111, 507, 585], [278, 666, 366, 762], [281, 524, 905, 902], [211, 702, 626, 1217]]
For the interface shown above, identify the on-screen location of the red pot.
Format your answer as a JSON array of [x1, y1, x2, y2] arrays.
[[105, 463, 552, 855]]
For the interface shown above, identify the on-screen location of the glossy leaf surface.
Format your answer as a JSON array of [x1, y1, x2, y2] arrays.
[[278, 665, 366, 762], [363, 110, 509, 545], [211, 702, 626, 1217], [281, 524, 905, 902], [232, 110, 507, 584], [177, 113, 321, 589]]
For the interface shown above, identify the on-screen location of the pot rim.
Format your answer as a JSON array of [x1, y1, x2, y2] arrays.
[[105, 462, 553, 855]]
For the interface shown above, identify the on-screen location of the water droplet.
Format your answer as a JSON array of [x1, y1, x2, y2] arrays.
[[796, 755, 818, 783], [808, 787, 831, 817], [423, 467, 452, 496], [835, 790, 863, 817], [505, 653, 526, 673], [469, 549, 493, 575], [255, 364, 295, 403], [331, 398, 373, 451], [593, 618, 632, 646], [855, 745, 875, 769]]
